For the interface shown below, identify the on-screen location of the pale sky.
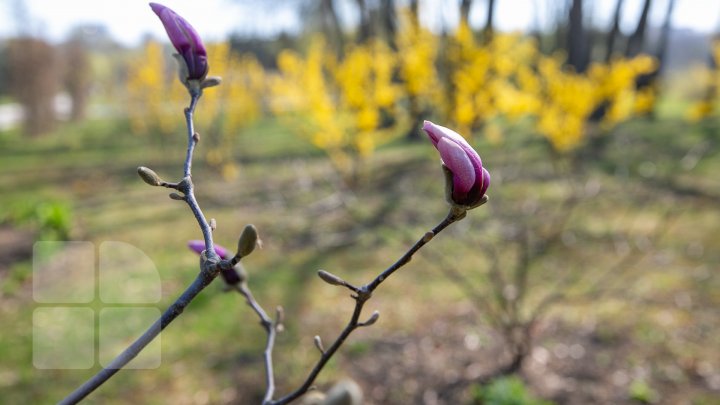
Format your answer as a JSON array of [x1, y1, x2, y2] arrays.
[[0, 0, 718, 46]]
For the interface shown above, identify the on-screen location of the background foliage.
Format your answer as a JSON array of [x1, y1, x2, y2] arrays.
[[0, 0, 718, 403]]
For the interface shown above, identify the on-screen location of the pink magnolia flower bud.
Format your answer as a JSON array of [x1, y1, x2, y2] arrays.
[[149, 2, 208, 81], [187, 240, 229, 259], [423, 120, 490, 207], [187, 240, 244, 284]]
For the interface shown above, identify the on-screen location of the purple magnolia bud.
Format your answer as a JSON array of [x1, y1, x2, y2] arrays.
[[187, 240, 229, 259], [423, 120, 490, 206], [187, 240, 246, 285], [149, 2, 208, 81]]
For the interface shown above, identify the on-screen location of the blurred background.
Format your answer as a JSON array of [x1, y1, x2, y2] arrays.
[[0, 0, 718, 403]]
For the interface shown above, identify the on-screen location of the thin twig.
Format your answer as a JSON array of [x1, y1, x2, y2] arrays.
[[60, 271, 216, 404], [60, 89, 222, 404], [181, 91, 216, 258], [234, 283, 278, 404], [270, 209, 463, 405], [183, 93, 200, 178]]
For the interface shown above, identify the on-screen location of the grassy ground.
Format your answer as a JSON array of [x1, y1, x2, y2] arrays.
[[0, 113, 718, 404]]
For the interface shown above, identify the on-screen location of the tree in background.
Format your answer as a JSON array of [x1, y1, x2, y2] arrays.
[[6, 37, 60, 136], [605, 0, 625, 62], [62, 38, 92, 122], [566, 0, 589, 72], [626, 0, 653, 58]]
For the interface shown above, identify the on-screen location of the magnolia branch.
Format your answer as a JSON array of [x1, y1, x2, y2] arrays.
[[232, 281, 281, 404], [269, 203, 480, 404], [61, 89, 226, 404]]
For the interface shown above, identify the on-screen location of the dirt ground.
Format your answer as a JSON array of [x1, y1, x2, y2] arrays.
[[336, 314, 718, 404], [0, 226, 33, 276]]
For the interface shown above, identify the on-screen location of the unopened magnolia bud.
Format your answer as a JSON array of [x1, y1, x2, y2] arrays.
[[151, 3, 209, 82], [360, 310, 380, 327], [236, 224, 259, 258], [313, 335, 325, 353], [210, 218, 217, 231], [221, 263, 247, 285], [318, 270, 345, 286], [169, 192, 184, 200], [137, 166, 163, 186], [424, 121, 490, 207]]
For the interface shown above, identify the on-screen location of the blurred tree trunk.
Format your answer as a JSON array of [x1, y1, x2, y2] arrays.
[[380, 0, 397, 49], [63, 40, 91, 122], [530, 0, 543, 50], [625, 0, 652, 57], [409, 0, 419, 28], [605, 0, 624, 62], [405, 0, 422, 141], [553, 0, 570, 53], [460, 0, 473, 27], [484, 0, 496, 40], [639, 0, 675, 116], [321, 0, 344, 56], [354, 0, 372, 43], [7, 37, 59, 136], [566, 0, 588, 72], [655, 0, 676, 72]]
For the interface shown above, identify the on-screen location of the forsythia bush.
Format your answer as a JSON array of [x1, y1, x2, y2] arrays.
[[687, 38, 720, 121], [270, 38, 404, 178], [445, 24, 656, 151], [535, 54, 656, 151], [396, 10, 444, 125], [128, 17, 660, 172]]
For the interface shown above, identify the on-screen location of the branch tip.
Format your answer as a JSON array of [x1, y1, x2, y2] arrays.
[[137, 166, 164, 186], [236, 224, 260, 259], [313, 335, 325, 354], [317, 270, 345, 286], [359, 310, 380, 327]]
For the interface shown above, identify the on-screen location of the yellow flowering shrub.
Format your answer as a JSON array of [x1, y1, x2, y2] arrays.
[[687, 39, 720, 121], [270, 37, 403, 179], [438, 24, 657, 152], [446, 27, 542, 135], [126, 41, 184, 135], [395, 10, 443, 123]]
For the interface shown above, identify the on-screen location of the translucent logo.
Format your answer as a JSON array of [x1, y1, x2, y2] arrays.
[[33, 241, 162, 369]]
